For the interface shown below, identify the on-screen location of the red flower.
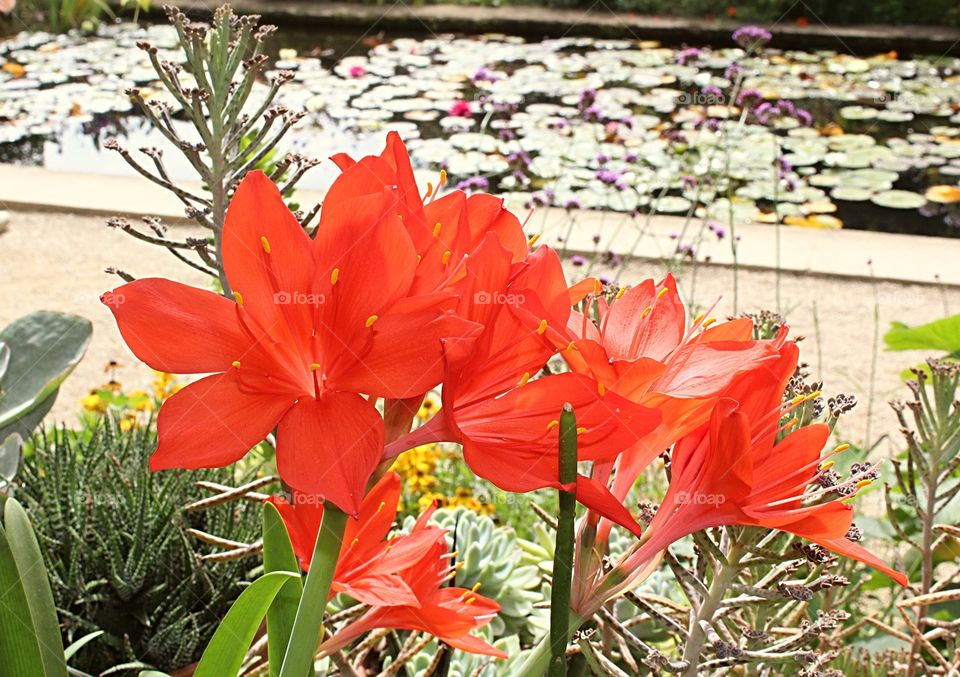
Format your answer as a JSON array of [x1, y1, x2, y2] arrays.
[[268, 472, 446, 608], [321, 510, 505, 658], [330, 132, 528, 299], [102, 169, 478, 516], [449, 100, 473, 118], [386, 243, 661, 536], [594, 345, 906, 608], [531, 274, 781, 540]]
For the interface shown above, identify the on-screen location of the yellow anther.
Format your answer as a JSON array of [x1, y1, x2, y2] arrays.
[[641, 306, 652, 318], [657, 287, 669, 299], [465, 597, 476, 605], [565, 341, 577, 352], [377, 501, 386, 512], [598, 382, 606, 396], [546, 419, 559, 431], [855, 479, 872, 489], [693, 312, 705, 324], [536, 319, 548, 335], [576, 426, 587, 434], [782, 416, 798, 429], [426, 181, 434, 197], [471, 582, 481, 592], [819, 460, 835, 471], [806, 390, 822, 401], [433, 222, 442, 237], [365, 314, 379, 328], [527, 233, 541, 247], [330, 268, 340, 286], [790, 394, 806, 405], [616, 287, 626, 299], [351, 537, 359, 547], [519, 372, 531, 387], [260, 236, 271, 254], [233, 291, 244, 306], [231, 360, 241, 369], [441, 250, 452, 265], [702, 317, 716, 328], [310, 363, 321, 371], [834, 443, 850, 453], [439, 169, 447, 185]]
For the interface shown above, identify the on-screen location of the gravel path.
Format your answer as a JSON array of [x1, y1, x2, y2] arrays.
[[2, 209, 955, 459]]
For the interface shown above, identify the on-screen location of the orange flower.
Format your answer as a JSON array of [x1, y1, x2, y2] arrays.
[[386, 244, 661, 536], [590, 345, 906, 611], [102, 169, 478, 516]]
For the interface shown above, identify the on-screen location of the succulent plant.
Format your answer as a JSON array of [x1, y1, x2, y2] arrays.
[[17, 416, 261, 673], [398, 634, 527, 677], [408, 507, 548, 641], [0, 310, 91, 498]]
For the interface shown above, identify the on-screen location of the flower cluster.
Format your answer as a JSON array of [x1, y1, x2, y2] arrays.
[[102, 132, 905, 663]]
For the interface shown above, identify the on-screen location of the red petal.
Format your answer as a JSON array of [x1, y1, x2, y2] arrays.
[[812, 537, 908, 586], [222, 171, 317, 356], [604, 275, 685, 362], [151, 370, 293, 471], [340, 473, 403, 571], [102, 278, 250, 374], [277, 392, 384, 516], [329, 308, 481, 399], [575, 474, 643, 538]]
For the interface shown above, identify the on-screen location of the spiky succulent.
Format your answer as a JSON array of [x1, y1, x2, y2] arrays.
[[17, 416, 262, 673]]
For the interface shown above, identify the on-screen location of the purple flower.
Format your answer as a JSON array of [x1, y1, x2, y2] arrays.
[[677, 47, 702, 65], [578, 88, 597, 110], [708, 221, 727, 240], [595, 152, 610, 165], [471, 67, 499, 83], [582, 105, 603, 122], [724, 64, 743, 81], [564, 198, 583, 210], [624, 150, 639, 163], [682, 174, 698, 190], [736, 88, 764, 109], [571, 255, 587, 267], [596, 168, 625, 185], [676, 242, 697, 258], [507, 150, 532, 167], [732, 25, 772, 51], [456, 176, 489, 192], [795, 108, 813, 126]]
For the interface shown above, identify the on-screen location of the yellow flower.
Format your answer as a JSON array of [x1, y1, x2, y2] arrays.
[[80, 390, 105, 413], [417, 395, 440, 420]]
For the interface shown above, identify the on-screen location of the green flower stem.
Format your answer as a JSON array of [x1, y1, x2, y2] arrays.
[[517, 613, 586, 677], [680, 541, 745, 676], [279, 505, 349, 677], [548, 403, 578, 677]]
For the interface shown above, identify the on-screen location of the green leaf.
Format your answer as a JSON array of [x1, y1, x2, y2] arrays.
[[194, 571, 301, 677], [884, 315, 960, 355], [0, 433, 21, 487], [0, 388, 59, 442], [0, 498, 66, 676], [64, 630, 103, 663], [0, 311, 92, 431], [262, 501, 303, 677], [0, 509, 45, 675]]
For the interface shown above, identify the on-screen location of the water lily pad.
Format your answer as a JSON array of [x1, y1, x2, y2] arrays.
[[871, 190, 927, 209]]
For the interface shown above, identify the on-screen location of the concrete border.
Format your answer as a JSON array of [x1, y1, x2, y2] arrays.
[[140, 0, 960, 56], [1, 163, 958, 289]]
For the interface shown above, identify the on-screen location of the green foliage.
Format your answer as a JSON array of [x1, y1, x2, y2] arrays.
[[44, 0, 113, 33], [0, 310, 92, 442], [17, 416, 262, 673], [0, 498, 67, 676], [885, 314, 960, 356]]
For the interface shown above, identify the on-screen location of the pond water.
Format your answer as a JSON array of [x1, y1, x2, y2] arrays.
[[3, 21, 960, 238]]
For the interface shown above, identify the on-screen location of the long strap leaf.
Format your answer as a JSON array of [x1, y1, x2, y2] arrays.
[[194, 571, 300, 677]]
